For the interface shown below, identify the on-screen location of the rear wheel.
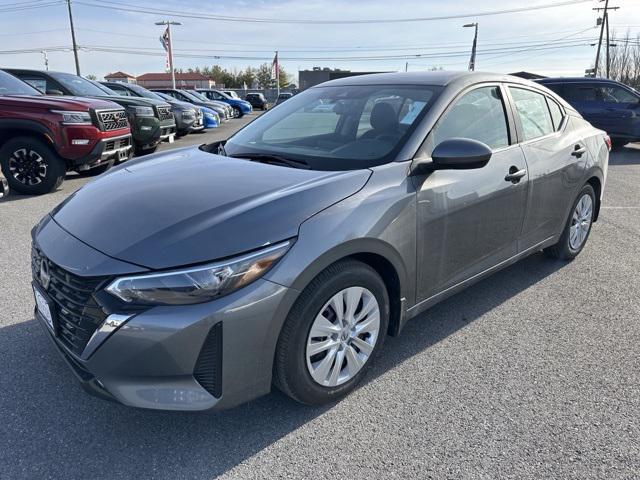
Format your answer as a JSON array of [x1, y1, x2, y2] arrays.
[[545, 184, 595, 260], [0, 136, 65, 195], [274, 260, 389, 405], [611, 139, 628, 149]]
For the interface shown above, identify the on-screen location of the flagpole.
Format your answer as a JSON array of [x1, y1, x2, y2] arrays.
[[156, 20, 181, 89]]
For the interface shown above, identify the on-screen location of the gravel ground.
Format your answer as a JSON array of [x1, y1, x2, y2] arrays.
[[0, 130, 638, 479]]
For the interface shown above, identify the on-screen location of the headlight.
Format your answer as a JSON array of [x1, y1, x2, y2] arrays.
[[181, 110, 195, 119], [105, 241, 292, 305], [127, 106, 155, 117], [51, 110, 92, 125]]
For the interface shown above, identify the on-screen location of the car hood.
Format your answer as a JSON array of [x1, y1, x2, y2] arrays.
[[52, 148, 371, 270], [93, 95, 161, 108], [0, 94, 122, 111]]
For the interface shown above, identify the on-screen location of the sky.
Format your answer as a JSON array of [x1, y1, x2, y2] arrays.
[[1, 0, 639, 83]]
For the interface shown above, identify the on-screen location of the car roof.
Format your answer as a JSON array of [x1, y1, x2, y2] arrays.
[[318, 71, 532, 88], [537, 77, 622, 84]]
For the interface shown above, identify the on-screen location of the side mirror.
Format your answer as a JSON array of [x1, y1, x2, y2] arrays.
[[46, 89, 64, 96], [411, 138, 492, 175]]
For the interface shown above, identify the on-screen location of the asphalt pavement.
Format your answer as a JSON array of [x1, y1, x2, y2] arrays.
[[0, 127, 638, 479]]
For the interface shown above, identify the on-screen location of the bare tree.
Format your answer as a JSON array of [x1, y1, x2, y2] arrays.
[[597, 30, 640, 89]]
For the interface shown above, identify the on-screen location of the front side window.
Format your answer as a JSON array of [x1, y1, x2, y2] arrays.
[[432, 86, 509, 150], [598, 85, 639, 104], [509, 87, 554, 141], [225, 84, 441, 170]]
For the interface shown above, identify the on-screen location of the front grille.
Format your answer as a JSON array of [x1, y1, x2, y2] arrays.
[[96, 109, 128, 132], [156, 105, 174, 121], [104, 136, 131, 152], [32, 246, 108, 357], [193, 322, 222, 398]]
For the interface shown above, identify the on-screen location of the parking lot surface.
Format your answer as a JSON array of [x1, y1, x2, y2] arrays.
[[0, 131, 638, 478]]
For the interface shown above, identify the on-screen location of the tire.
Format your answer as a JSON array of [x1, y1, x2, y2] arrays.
[[77, 163, 110, 177], [134, 145, 157, 156], [0, 136, 65, 195], [232, 106, 243, 118], [274, 259, 390, 405], [545, 184, 596, 260]]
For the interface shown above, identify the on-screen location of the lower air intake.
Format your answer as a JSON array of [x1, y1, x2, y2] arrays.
[[193, 322, 223, 398]]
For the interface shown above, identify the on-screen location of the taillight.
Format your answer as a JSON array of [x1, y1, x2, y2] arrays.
[[604, 134, 612, 151]]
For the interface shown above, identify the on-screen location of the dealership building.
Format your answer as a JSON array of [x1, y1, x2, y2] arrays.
[[298, 68, 386, 90]]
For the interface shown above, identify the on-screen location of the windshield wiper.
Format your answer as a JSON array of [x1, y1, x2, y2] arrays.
[[229, 153, 310, 169]]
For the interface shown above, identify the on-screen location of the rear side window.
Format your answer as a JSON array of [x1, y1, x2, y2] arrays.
[[509, 87, 554, 141], [433, 86, 509, 150], [564, 83, 598, 102], [546, 98, 564, 131]]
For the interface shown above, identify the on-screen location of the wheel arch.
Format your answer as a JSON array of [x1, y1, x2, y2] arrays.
[[287, 238, 410, 337], [586, 175, 602, 222], [0, 120, 56, 152]]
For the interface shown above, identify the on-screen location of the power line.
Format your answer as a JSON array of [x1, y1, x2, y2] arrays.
[[74, 0, 592, 25]]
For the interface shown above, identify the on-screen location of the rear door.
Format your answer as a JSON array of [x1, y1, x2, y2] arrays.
[[415, 84, 529, 301], [561, 82, 608, 130], [507, 85, 587, 249]]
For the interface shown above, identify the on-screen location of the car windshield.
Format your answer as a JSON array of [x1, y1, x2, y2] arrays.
[[126, 84, 165, 100], [48, 72, 111, 96], [187, 90, 210, 102], [155, 92, 176, 102], [0, 70, 41, 96], [224, 84, 441, 170], [179, 90, 205, 102], [88, 80, 119, 95]]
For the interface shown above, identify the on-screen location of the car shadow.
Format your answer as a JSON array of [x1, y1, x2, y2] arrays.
[[609, 144, 640, 165], [0, 252, 565, 479]]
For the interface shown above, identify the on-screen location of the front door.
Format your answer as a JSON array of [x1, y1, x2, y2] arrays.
[[414, 85, 529, 302]]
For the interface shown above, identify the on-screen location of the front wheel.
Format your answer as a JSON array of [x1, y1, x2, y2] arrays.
[[232, 106, 243, 118], [134, 145, 158, 156], [0, 136, 65, 195], [545, 184, 596, 260], [77, 163, 111, 177], [274, 260, 389, 405]]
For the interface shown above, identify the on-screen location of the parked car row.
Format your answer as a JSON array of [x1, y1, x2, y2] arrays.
[[0, 69, 255, 196]]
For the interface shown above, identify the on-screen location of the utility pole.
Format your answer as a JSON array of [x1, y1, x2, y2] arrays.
[[463, 23, 479, 71], [66, 0, 80, 75], [41, 50, 49, 71], [156, 20, 181, 89], [593, 0, 619, 78]]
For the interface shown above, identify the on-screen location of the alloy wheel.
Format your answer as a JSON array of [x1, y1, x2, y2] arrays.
[[569, 193, 593, 250], [8, 148, 47, 186], [306, 286, 380, 387]]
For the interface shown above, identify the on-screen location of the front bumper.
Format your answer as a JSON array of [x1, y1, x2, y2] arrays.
[[159, 121, 177, 143], [33, 217, 297, 411], [36, 276, 293, 411], [71, 134, 133, 170]]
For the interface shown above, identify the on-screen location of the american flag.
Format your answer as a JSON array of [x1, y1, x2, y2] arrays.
[[159, 27, 171, 72], [270, 51, 278, 80]]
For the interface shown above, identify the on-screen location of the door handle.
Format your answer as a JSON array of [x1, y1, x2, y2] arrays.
[[572, 144, 587, 157], [504, 166, 527, 184]]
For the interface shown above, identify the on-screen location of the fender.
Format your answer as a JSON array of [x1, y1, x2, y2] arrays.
[[0, 118, 57, 146]]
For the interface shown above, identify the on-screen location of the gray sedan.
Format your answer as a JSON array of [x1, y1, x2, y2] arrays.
[[31, 72, 609, 411]]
